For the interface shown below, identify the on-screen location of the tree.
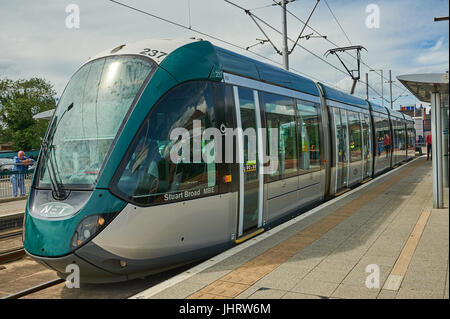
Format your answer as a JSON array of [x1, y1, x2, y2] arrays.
[[0, 77, 56, 150]]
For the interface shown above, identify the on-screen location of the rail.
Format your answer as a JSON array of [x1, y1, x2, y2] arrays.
[[0, 233, 65, 299], [0, 247, 25, 264], [2, 278, 65, 299], [0, 230, 23, 240]]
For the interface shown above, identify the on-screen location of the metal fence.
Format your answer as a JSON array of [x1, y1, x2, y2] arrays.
[[0, 171, 34, 199]]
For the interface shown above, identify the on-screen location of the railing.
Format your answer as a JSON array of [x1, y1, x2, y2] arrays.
[[0, 170, 34, 199]]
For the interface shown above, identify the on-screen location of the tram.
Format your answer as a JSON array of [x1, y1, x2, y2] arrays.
[[24, 39, 415, 282]]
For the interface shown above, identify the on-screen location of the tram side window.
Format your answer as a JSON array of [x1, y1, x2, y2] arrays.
[[408, 124, 415, 149], [392, 120, 398, 152], [333, 107, 342, 164], [348, 111, 362, 162], [297, 100, 321, 173], [399, 121, 406, 150], [383, 118, 392, 155], [113, 81, 218, 206], [263, 92, 298, 181], [362, 114, 371, 159], [375, 116, 390, 157], [375, 117, 382, 157]]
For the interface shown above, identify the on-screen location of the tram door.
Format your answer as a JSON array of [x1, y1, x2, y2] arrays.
[[233, 86, 263, 238], [362, 113, 372, 178], [333, 108, 349, 191]]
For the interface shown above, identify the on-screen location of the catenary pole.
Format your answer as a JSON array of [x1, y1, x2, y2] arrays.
[[365, 73, 369, 100], [281, 0, 289, 70], [389, 70, 393, 109]]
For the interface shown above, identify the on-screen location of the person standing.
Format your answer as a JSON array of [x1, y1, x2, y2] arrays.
[[426, 132, 432, 160], [384, 134, 391, 158], [10, 151, 35, 197]]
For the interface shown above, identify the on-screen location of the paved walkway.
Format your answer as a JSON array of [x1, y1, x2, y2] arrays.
[[0, 199, 27, 218], [133, 157, 449, 299]]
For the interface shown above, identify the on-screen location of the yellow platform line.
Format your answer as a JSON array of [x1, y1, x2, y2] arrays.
[[187, 159, 424, 299], [360, 177, 373, 184], [334, 188, 351, 197], [234, 228, 264, 244], [383, 210, 431, 291]]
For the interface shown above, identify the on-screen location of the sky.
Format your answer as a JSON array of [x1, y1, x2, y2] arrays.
[[0, 0, 448, 110]]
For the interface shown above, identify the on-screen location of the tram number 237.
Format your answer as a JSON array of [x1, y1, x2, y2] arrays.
[[139, 48, 168, 59]]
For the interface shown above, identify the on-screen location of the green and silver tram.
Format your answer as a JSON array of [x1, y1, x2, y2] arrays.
[[24, 39, 414, 282]]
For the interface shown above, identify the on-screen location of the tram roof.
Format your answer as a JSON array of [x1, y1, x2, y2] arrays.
[[403, 113, 414, 122], [368, 101, 389, 115], [318, 84, 369, 110], [387, 108, 406, 119], [87, 39, 320, 97], [213, 46, 320, 96]]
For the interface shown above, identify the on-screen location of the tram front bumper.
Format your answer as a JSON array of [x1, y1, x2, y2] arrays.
[[26, 250, 128, 284]]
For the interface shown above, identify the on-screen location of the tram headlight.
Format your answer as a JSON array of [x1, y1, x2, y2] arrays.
[[71, 213, 116, 250]]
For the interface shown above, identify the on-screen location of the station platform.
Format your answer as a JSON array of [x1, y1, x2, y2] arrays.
[[0, 199, 26, 232], [0, 198, 26, 217], [132, 156, 449, 299]]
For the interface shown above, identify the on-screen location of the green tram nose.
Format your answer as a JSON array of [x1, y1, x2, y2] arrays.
[[24, 189, 125, 257]]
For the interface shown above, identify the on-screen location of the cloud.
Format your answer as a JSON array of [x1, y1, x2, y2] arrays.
[[0, 0, 448, 109], [430, 37, 444, 51], [415, 37, 449, 65], [0, 58, 18, 74]]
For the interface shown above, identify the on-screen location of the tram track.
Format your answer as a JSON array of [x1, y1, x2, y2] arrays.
[[0, 242, 66, 299], [0, 256, 203, 299], [2, 278, 65, 299], [0, 226, 25, 263], [0, 230, 22, 240], [0, 247, 26, 264], [0, 219, 196, 299], [0, 243, 66, 299]]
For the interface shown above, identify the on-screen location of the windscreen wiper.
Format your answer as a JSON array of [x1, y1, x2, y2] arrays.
[[44, 150, 60, 198], [48, 145, 67, 199], [39, 102, 74, 200], [41, 102, 73, 153], [39, 114, 60, 197]]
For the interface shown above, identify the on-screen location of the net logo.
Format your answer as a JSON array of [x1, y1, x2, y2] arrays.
[[37, 202, 75, 218]]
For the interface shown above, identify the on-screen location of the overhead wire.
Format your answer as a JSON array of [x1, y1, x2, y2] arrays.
[[109, 0, 378, 99], [224, 0, 350, 77], [107, 0, 343, 91], [224, 0, 376, 99], [288, 0, 321, 55], [114, 0, 402, 103], [248, 3, 277, 11], [111, 0, 406, 104], [273, 0, 406, 94], [323, 0, 352, 46], [272, 0, 356, 68]]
